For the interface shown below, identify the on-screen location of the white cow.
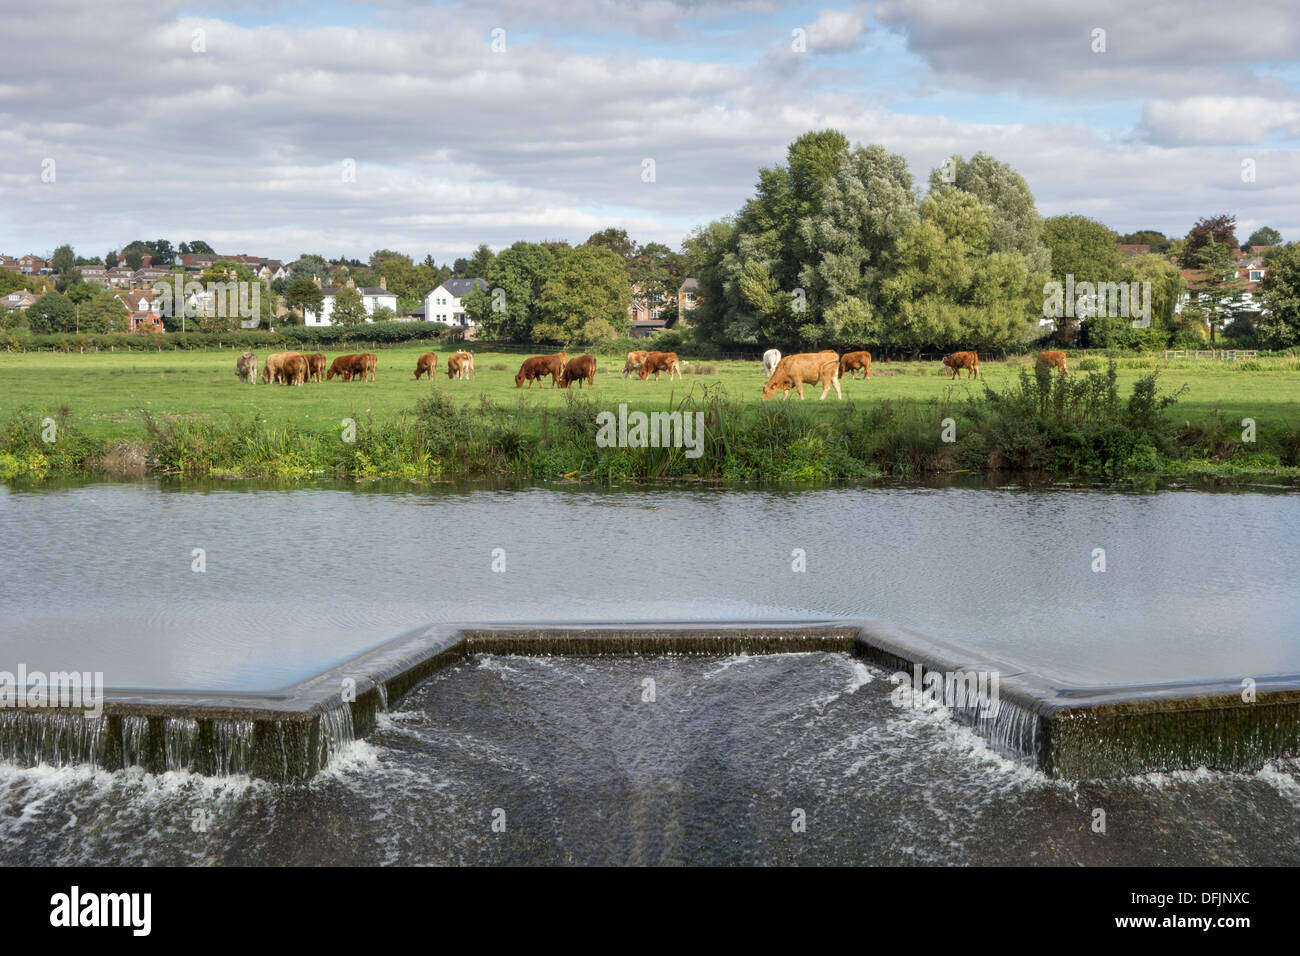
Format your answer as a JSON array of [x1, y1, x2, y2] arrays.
[[763, 349, 782, 377]]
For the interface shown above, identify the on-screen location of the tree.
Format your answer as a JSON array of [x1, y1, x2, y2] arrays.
[[532, 245, 632, 344], [880, 187, 1036, 353], [1191, 238, 1247, 343], [932, 152, 1051, 277], [793, 144, 919, 346], [1181, 215, 1238, 268], [1245, 226, 1282, 251], [1042, 215, 1122, 280], [330, 286, 367, 325], [123, 248, 144, 271], [27, 292, 76, 333], [1120, 230, 1171, 253], [464, 241, 554, 340], [0, 270, 27, 296], [290, 255, 330, 282], [629, 242, 689, 326], [65, 280, 97, 305], [79, 290, 129, 333], [50, 245, 76, 276], [285, 279, 324, 323], [185, 240, 215, 255], [371, 305, 396, 323], [1258, 243, 1300, 348], [1123, 253, 1184, 337], [690, 133, 914, 349], [584, 228, 636, 261], [105, 250, 119, 268], [467, 244, 495, 279]]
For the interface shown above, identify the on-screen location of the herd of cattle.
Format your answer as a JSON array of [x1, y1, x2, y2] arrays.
[[757, 348, 1068, 399], [234, 346, 1071, 396]]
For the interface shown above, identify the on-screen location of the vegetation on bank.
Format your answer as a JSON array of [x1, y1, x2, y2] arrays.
[[3, 359, 1297, 485]]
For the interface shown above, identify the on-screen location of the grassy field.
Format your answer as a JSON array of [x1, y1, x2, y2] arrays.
[[2, 346, 1299, 442]]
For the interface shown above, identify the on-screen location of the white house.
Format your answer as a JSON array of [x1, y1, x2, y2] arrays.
[[423, 278, 488, 330], [303, 277, 399, 326]]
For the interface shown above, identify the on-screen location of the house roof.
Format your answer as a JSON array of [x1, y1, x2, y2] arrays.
[[439, 278, 488, 298], [1117, 244, 1150, 256], [679, 278, 699, 291]]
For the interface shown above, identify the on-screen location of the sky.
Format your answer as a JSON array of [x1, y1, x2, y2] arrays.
[[1, 0, 1297, 265]]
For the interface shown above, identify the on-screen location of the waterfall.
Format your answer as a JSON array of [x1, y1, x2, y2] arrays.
[[0, 710, 107, 768]]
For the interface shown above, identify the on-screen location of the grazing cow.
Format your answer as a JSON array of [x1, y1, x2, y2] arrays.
[[839, 350, 872, 380], [236, 351, 257, 384], [282, 352, 309, 386], [414, 352, 438, 380], [559, 354, 597, 389], [516, 354, 566, 388], [941, 351, 980, 380], [763, 349, 782, 377], [306, 353, 326, 383], [762, 351, 842, 401], [638, 351, 682, 381], [1037, 350, 1068, 376], [446, 351, 472, 380], [358, 352, 377, 382], [261, 351, 303, 384], [326, 353, 370, 382], [622, 350, 649, 378]]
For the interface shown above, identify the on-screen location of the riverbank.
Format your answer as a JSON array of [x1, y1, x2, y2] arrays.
[[1, 349, 1298, 484]]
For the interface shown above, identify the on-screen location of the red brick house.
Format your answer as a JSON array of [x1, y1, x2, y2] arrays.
[[113, 289, 166, 333]]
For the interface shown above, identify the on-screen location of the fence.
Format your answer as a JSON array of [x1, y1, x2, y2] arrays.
[[1162, 349, 1258, 361]]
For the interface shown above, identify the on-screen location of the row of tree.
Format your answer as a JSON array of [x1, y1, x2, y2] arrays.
[[682, 129, 1295, 353]]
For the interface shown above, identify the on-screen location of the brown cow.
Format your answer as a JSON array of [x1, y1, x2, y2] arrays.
[[839, 350, 872, 380], [446, 351, 472, 380], [1037, 350, 1068, 376], [559, 354, 597, 389], [326, 353, 370, 382], [306, 353, 326, 383], [762, 351, 841, 401], [414, 352, 438, 380], [357, 352, 377, 382], [622, 350, 649, 378], [516, 354, 566, 388], [281, 352, 309, 386], [638, 351, 682, 381], [942, 351, 980, 379], [262, 351, 304, 384], [236, 351, 257, 384]]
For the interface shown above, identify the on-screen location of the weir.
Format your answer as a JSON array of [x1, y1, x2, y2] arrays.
[[0, 620, 1297, 782]]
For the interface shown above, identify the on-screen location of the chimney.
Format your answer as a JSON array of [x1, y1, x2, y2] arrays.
[[346, 277, 355, 289], [379, 276, 387, 290], [313, 276, 322, 288]]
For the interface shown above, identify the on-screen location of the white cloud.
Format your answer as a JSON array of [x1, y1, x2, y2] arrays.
[[1139, 96, 1300, 146], [805, 9, 868, 54], [0, 1, 1297, 259]]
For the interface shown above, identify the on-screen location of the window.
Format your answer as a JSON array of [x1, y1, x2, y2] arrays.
[[1250, 270, 1264, 281]]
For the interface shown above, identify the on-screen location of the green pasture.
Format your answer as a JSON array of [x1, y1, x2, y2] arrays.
[[1, 346, 1298, 441]]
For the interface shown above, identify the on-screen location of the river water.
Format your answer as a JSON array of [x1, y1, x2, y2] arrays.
[[1, 480, 1298, 864]]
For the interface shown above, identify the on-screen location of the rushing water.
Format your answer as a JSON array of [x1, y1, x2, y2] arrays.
[[1, 481, 1298, 689], [0, 652, 1297, 866]]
